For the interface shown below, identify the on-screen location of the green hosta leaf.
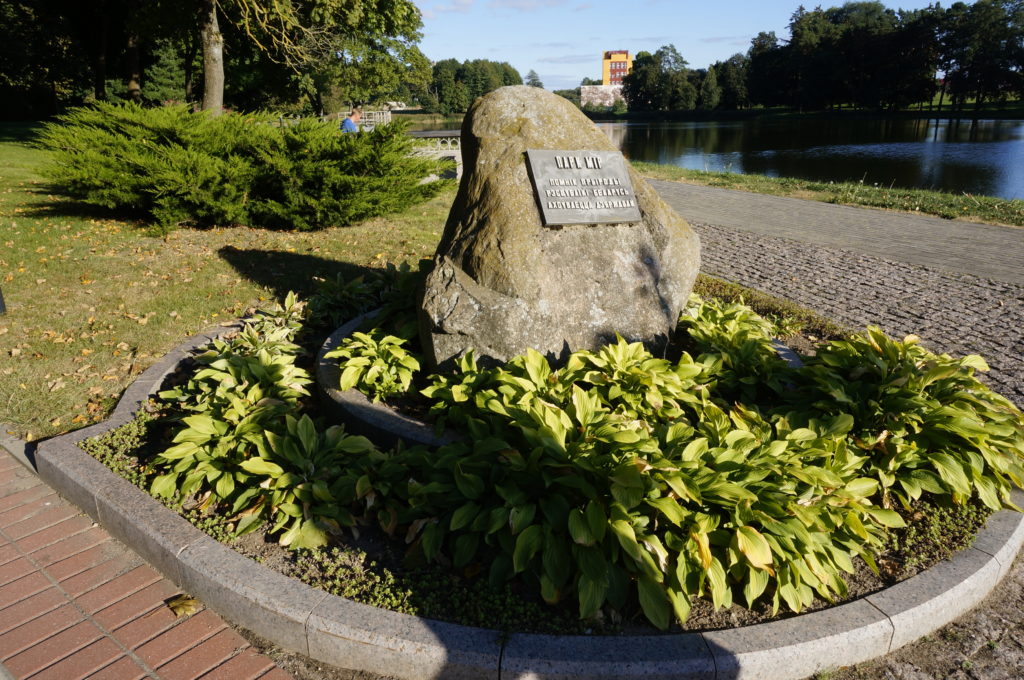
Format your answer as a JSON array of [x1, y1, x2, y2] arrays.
[[510, 504, 537, 535], [215, 473, 235, 499], [450, 502, 481, 531], [610, 520, 643, 563], [182, 414, 226, 436], [513, 524, 543, 573], [422, 523, 443, 561], [453, 532, 480, 567], [585, 501, 607, 542], [637, 575, 670, 630], [575, 545, 608, 581], [578, 572, 608, 619], [667, 584, 692, 625], [339, 364, 366, 392], [239, 458, 285, 477], [454, 463, 485, 499], [542, 536, 571, 588], [568, 508, 596, 546]]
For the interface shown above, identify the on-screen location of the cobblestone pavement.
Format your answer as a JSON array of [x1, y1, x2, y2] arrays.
[[650, 179, 1024, 285], [693, 220, 1024, 408]]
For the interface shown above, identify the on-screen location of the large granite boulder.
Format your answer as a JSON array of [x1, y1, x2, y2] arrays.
[[419, 85, 701, 370]]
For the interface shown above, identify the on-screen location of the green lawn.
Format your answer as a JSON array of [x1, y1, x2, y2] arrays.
[[0, 126, 452, 440], [633, 162, 1024, 227]]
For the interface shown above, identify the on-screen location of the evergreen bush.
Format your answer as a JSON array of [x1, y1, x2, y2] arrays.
[[37, 101, 451, 231]]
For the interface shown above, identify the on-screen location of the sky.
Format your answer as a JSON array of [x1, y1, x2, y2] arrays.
[[414, 0, 946, 91]]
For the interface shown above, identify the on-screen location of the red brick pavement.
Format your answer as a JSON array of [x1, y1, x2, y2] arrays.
[[0, 449, 292, 679]]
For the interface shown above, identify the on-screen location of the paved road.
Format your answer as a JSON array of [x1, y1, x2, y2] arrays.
[[651, 180, 1024, 408], [650, 179, 1024, 286]]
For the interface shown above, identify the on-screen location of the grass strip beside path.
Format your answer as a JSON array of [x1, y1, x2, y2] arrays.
[[634, 162, 1024, 228]]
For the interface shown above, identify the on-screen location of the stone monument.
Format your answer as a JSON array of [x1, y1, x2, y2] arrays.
[[418, 86, 700, 370]]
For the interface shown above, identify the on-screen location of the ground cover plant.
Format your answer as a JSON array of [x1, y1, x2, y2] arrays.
[[36, 102, 452, 233], [633, 162, 1024, 228], [88, 273, 1024, 632]]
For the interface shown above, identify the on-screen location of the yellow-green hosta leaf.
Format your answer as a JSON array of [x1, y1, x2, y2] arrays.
[[239, 458, 285, 477], [863, 506, 906, 528], [706, 557, 730, 610], [637, 575, 670, 630], [734, 526, 774, 571], [843, 477, 880, 499], [646, 496, 687, 526], [929, 452, 973, 496], [744, 565, 770, 608]]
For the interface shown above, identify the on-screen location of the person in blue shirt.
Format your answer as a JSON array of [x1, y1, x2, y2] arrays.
[[340, 107, 362, 133]]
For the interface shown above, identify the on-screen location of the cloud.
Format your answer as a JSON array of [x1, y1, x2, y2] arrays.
[[574, 2, 593, 9], [488, 0, 567, 10], [538, 53, 597, 64], [429, 0, 475, 14], [532, 41, 575, 49], [627, 36, 673, 44], [700, 35, 751, 45]]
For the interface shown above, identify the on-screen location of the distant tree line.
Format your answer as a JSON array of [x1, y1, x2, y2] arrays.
[[422, 58, 522, 115], [621, 0, 1024, 115]]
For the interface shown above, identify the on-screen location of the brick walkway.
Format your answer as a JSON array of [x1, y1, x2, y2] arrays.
[[0, 448, 291, 680]]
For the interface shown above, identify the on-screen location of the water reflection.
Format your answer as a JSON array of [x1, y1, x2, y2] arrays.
[[598, 118, 1024, 200]]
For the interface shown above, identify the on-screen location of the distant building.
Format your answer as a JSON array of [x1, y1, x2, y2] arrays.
[[582, 50, 633, 108], [601, 50, 633, 86]]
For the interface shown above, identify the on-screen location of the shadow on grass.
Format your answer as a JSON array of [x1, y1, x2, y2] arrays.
[[0, 122, 43, 143], [218, 246, 380, 302]]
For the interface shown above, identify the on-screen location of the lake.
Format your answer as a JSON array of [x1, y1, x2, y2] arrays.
[[594, 118, 1024, 201]]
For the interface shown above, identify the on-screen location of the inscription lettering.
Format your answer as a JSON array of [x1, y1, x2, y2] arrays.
[[527, 149, 642, 226], [554, 155, 603, 170]]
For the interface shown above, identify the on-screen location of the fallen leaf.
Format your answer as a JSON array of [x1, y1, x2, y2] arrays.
[[166, 594, 201, 618]]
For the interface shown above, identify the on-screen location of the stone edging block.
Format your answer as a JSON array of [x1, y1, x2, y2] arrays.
[[19, 322, 1024, 680]]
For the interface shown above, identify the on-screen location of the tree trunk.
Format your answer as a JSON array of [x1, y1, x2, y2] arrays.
[[126, 32, 142, 103], [199, 0, 225, 114]]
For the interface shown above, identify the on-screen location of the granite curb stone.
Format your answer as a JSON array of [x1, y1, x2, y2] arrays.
[[306, 596, 502, 679], [8, 323, 1022, 679], [499, 632, 716, 679]]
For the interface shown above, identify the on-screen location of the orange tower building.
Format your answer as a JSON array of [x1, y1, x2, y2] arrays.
[[601, 50, 633, 86]]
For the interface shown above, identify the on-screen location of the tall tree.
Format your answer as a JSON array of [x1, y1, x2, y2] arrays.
[[525, 69, 544, 88], [622, 44, 694, 111], [697, 66, 721, 110], [196, 0, 424, 114]]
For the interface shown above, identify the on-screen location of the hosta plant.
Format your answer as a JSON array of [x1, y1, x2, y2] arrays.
[[324, 329, 421, 402]]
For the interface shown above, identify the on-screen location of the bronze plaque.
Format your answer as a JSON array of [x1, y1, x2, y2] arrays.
[[526, 149, 642, 226]]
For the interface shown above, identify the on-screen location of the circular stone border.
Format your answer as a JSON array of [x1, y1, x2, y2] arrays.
[[21, 324, 1024, 680], [315, 311, 460, 449]]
